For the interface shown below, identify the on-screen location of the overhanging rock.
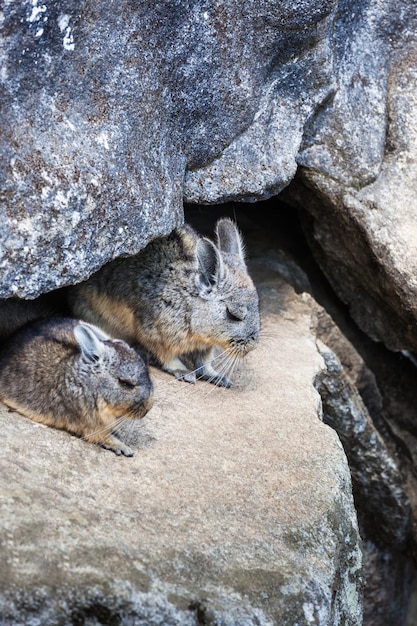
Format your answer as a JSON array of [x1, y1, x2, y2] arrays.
[[1, 0, 336, 297]]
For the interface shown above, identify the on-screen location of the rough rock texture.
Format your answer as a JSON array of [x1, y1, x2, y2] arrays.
[[315, 338, 410, 549], [310, 310, 411, 546], [4, 0, 417, 376], [314, 338, 413, 626], [0, 261, 363, 625], [311, 304, 417, 626], [283, 7, 417, 354], [3, 0, 417, 621], [183, 5, 335, 205], [7, 0, 416, 302], [1, 0, 337, 298], [207, 204, 416, 625], [2, 0, 417, 346]]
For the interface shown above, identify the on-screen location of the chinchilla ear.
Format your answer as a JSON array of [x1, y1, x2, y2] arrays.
[[74, 322, 106, 363], [80, 321, 110, 342], [196, 237, 225, 292], [216, 218, 245, 259]]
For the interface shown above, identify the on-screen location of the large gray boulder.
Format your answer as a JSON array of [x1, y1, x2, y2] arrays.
[[284, 5, 417, 354], [238, 207, 417, 624], [2, 0, 417, 621], [3, 0, 417, 357], [1, 0, 335, 298]]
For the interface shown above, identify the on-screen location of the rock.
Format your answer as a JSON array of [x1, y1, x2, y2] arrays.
[[284, 15, 417, 353], [183, 0, 337, 205], [183, 38, 333, 204], [2, 1, 184, 297], [313, 337, 413, 624], [313, 319, 411, 549], [0, 259, 363, 625], [3, 0, 417, 360], [8, 0, 414, 301], [204, 204, 417, 624], [313, 306, 417, 624], [1, 0, 337, 298], [361, 540, 413, 626], [3, 0, 417, 618]]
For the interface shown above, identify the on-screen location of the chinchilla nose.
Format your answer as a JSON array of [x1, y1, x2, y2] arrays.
[[226, 304, 248, 322]]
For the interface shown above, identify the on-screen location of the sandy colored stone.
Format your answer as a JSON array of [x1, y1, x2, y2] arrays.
[[0, 269, 362, 625]]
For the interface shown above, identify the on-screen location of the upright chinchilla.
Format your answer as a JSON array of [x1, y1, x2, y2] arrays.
[[67, 219, 260, 387]]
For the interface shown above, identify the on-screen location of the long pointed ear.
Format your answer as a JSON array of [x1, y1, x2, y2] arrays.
[[74, 323, 106, 363], [80, 322, 110, 342], [216, 218, 245, 260], [196, 238, 225, 292]]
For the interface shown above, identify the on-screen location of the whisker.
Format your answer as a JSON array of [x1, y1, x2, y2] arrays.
[[197, 348, 232, 375], [167, 350, 233, 401], [155, 352, 229, 386], [211, 348, 232, 363], [198, 351, 234, 382], [259, 327, 276, 336], [259, 331, 277, 340], [224, 352, 241, 382], [164, 348, 232, 383], [227, 352, 241, 378], [200, 380, 222, 398], [194, 351, 230, 382], [199, 351, 240, 397], [81, 415, 127, 441], [111, 416, 130, 435], [155, 343, 250, 396], [115, 415, 138, 445], [213, 347, 242, 373]]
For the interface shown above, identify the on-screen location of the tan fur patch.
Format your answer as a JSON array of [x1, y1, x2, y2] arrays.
[[1, 398, 82, 436], [96, 398, 128, 424], [187, 332, 232, 353], [87, 292, 139, 344], [2, 398, 54, 426]]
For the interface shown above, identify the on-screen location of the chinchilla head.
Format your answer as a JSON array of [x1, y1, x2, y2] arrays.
[[74, 322, 153, 419], [190, 219, 260, 357]]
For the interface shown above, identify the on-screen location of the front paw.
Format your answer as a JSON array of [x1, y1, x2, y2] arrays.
[[198, 369, 233, 387], [174, 370, 196, 384], [102, 442, 134, 457], [209, 373, 233, 388], [162, 357, 196, 383]]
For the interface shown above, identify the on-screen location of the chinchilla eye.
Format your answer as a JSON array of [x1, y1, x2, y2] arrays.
[[226, 306, 244, 322], [118, 378, 136, 390]]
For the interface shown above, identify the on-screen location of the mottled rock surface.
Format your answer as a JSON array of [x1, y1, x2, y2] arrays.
[[0, 262, 363, 625], [3, 0, 417, 350], [284, 7, 417, 354], [3, 0, 417, 621], [313, 324, 410, 549], [1, 0, 336, 298], [314, 338, 413, 626], [210, 204, 417, 625]]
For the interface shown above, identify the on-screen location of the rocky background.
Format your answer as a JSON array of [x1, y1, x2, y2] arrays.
[[1, 0, 417, 624]]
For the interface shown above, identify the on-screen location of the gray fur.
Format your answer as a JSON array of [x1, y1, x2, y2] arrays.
[[74, 322, 107, 363], [67, 218, 260, 387], [0, 318, 153, 455]]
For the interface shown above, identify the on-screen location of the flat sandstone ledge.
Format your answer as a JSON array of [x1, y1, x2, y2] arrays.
[[0, 270, 362, 625]]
